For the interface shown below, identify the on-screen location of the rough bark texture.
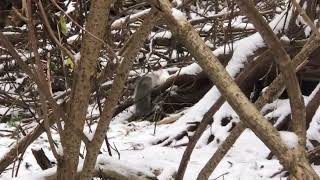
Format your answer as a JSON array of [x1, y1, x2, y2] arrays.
[[79, 10, 162, 180], [235, 0, 306, 163], [58, 1, 112, 179], [151, 0, 319, 179], [196, 33, 320, 179], [175, 49, 273, 178]]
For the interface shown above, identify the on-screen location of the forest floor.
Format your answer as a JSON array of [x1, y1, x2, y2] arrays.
[[1, 107, 319, 180]]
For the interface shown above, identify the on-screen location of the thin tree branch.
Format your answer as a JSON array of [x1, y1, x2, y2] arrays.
[[197, 33, 320, 179], [80, 9, 162, 180], [151, 0, 319, 179]]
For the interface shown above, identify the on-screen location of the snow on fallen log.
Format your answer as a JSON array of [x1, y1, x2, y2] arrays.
[[11, 156, 158, 180], [154, 9, 293, 144]]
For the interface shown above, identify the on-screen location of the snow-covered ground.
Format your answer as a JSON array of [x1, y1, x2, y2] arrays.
[[0, 115, 295, 180], [105, 120, 284, 180], [1, 99, 320, 180]]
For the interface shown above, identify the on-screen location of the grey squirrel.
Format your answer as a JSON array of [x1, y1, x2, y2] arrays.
[[134, 70, 169, 117], [134, 75, 153, 117]]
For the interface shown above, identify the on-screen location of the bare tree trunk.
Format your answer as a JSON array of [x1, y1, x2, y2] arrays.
[[79, 9, 162, 180], [197, 33, 320, 179], [235, 0, 307, 159], [150, 0, 319, 179], [175, 49, 274, 178], [58, 1, 112, 179]]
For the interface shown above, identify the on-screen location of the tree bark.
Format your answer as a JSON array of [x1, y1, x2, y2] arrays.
[[150, 0, 319, 179], [58, 1, 112, 179], [79, 9, 162, 180], [197, 33, 320, 179], [235, 0, 306, 160]]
